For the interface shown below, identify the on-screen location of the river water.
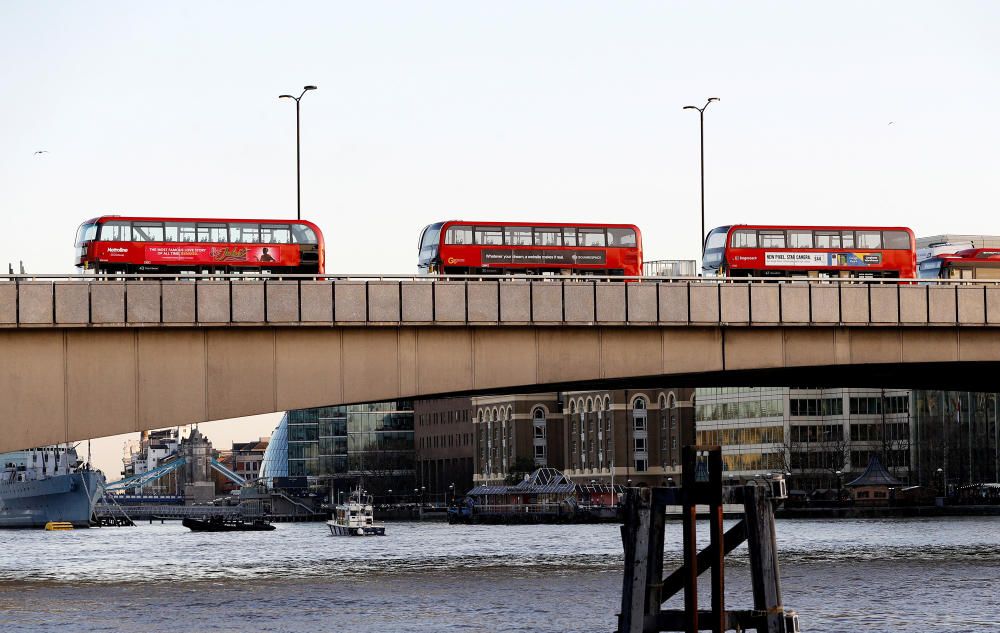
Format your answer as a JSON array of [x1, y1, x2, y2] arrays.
[[0, 517, 997, 632]]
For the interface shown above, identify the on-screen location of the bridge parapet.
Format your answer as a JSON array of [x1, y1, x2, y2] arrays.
[[2, 276, 1000, 328]]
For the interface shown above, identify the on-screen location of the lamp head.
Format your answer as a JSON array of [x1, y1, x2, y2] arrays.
[[304, 85, 317, 91], [278, 94, 294, 100], [683, 105, 698, 110], [708, 97, 720, 102]]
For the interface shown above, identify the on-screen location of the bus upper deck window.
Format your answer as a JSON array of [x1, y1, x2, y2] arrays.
[[132, 222, 165, 242], [291, 225, 318, 244], [815, 231, 841, 248], [788, 231, 813, 248], [261, 224, 291, 244], [533, 228, 561, 247], [883, 230, 910, 250], [608, 228, 637, 247], [856, 231, 882, 249], [100, 221, 132, 242], [579, 228, 607, 247], [445, 226, 472, 245], [75, 223, 97, 246], [759, 231, 786, 248], [841, 231, 855, 248], [563, 228, 578, 247], [730, 230, 756, 248], [504, 227, 532, 246], [474, 226, 502, 246]]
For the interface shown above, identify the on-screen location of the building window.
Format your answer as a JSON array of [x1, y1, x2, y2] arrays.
[[634, 437, 647, 452], [635, 458, 648, 472]]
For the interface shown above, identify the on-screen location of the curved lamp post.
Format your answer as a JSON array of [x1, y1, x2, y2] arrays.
[[278, 85, 318, 220], [683, 97, 720, 260]]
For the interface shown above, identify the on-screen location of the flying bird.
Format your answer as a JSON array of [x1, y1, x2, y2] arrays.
[[33, 150, 48, 155], [888, 122, 894, 126]]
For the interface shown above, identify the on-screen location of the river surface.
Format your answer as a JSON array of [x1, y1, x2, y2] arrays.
[[0, 517, 998, 632]]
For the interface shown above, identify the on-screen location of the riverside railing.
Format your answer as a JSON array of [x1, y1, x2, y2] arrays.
[[2, 274, 1000, 327]]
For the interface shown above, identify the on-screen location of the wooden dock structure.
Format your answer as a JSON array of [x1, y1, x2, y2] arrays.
[[617, 445, 799, 633]]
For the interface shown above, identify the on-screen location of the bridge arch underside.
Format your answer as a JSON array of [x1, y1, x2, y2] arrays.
[[2, 325, 999, 452]]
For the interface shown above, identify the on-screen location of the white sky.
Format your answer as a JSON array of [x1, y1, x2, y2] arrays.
[[2, 1, 999, 475]]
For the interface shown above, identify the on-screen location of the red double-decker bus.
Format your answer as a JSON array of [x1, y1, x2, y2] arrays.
[[702, 225, 916, 278], [417, 221, 643, 276], [74, 216, 325, 274], [919, 248, 1000, 280]]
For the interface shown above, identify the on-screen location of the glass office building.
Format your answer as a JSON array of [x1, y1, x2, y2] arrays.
[[262, 401, 415, 497]]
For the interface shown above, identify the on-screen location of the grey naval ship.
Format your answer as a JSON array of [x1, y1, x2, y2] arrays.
[[0, 446, 105, 528]]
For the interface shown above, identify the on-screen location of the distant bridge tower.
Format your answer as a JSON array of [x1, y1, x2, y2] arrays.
[[179, 427, 216, 504]]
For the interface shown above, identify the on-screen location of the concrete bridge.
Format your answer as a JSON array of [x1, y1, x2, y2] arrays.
[[2, 274, 1000, 452]]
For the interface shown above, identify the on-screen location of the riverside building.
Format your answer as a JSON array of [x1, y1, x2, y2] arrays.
[[471, 389, 695, 488], [413, 397, 475, 502], [263, 402, 416, 501], [695, 387, 913, 490]]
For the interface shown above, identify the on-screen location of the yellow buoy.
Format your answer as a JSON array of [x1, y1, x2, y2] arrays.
[[44, 521, 74, 531]]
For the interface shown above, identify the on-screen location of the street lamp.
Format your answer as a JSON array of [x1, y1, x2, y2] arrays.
[[448, 482, 455, 506], [835, 470, 843, 502], [936, 467, 944, 496], [278, 85, 318, 220], [683, 97, 720, 262]]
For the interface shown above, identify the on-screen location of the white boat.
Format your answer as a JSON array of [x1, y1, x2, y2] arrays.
[[327, 488, 385, 536]]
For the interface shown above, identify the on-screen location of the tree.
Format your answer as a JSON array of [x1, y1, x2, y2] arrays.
[[504, 457, 537, 485]]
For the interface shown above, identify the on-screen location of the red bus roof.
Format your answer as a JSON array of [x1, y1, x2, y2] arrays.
[[439, 220, 640, 231], [726, 224, 914, 233], [938, 248, 1000, 261], [86, 215, 321, 228]]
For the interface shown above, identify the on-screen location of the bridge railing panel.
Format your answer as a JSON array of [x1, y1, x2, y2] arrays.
[[779, 283, 810, 324], [530, 281, 563, 322], [266, 281, 300, 323], [433, 281, 466, 323], [368, 280, 401, 323], [689, 283, 720, 324], [0, 281, 14, 325], [126, 281, 161, 324], [467, 281, 499, 323], [957, 286, 986, 324], [626, 282, 657, 323], [300, 280, 333, 322], [596, 283, 626, 323], [333, 280, 366, 322], [401, 280, 434, 322], [231, 281, 265, 323], [807, 285, 838, 324], [839, 284, 869, 325], [498, 281, 530, 323], [91, 281, 125, 325], [564, 281, 596, 323], [899, 285, 928, 324], [987, 287, 1000, 325], [657, 282, 689, 324], [196, 280, 230, 323], [749, 284, 780, 324], [162, 281, 195, 323], [929, 285, 957, 323], [55, 282, 87, 325], [870, 285, 899, 324], [720, 284, 749, 325]]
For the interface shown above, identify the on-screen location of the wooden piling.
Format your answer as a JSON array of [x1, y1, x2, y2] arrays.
[[617, 445, 797, 633]]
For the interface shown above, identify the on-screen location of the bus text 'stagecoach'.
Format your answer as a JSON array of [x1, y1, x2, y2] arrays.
[[418, 221, 642, 276], [702, 225, 917, 279]]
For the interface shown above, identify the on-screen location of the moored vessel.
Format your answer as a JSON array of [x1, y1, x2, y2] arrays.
[[327, 488, 385, 536], [0, 446, 105, 528]]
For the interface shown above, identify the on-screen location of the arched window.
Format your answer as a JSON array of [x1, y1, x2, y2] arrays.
[[532, 407, 547, 465], [632, 396, 648, 432]]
